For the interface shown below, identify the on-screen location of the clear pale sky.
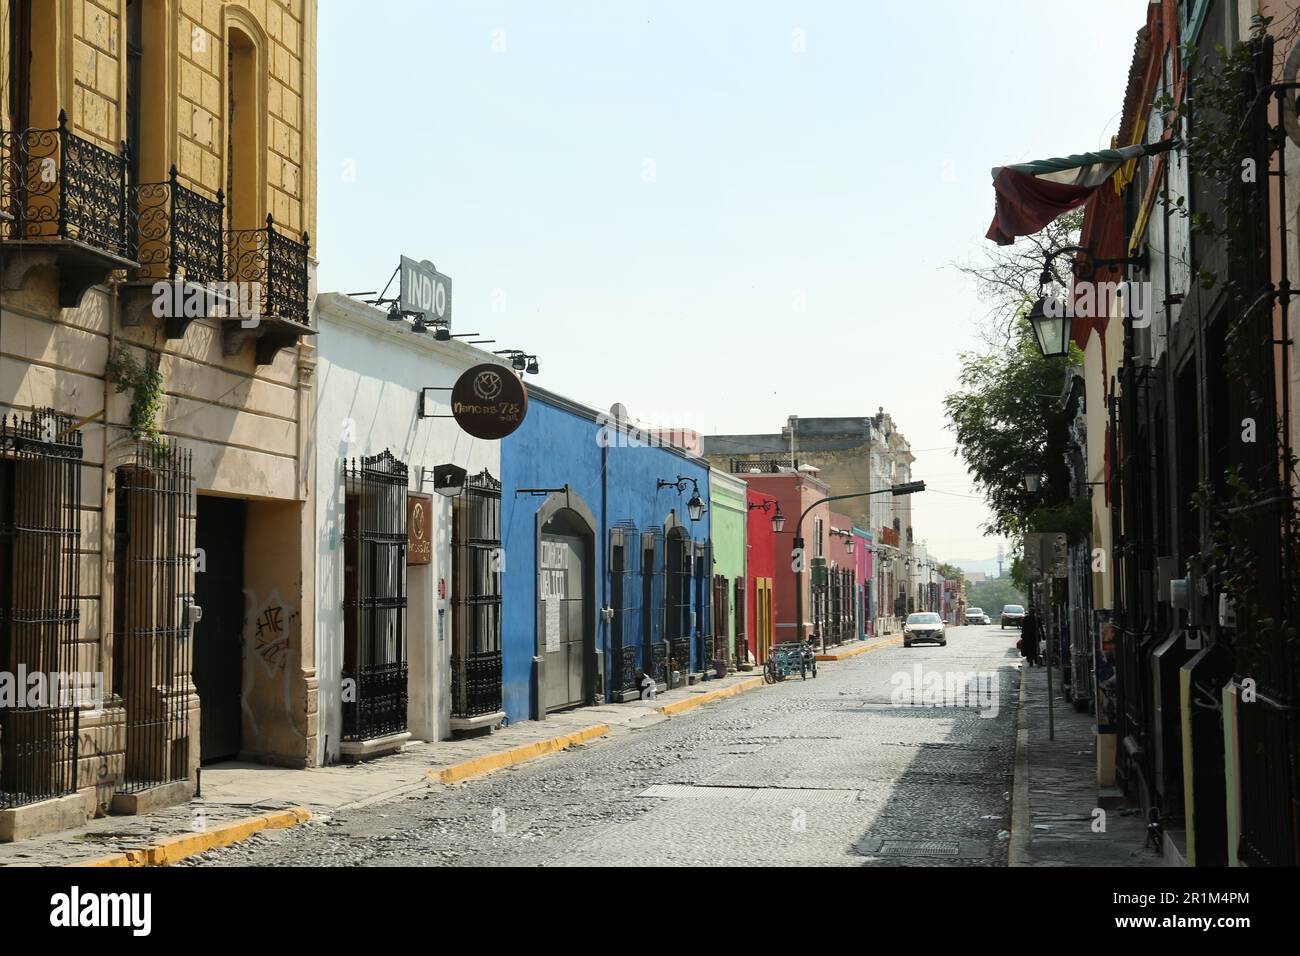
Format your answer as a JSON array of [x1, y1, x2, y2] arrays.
[[317, 0, 1144, 564]]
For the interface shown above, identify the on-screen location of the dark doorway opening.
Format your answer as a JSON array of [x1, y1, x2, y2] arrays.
[[193, 495, 245, 762]]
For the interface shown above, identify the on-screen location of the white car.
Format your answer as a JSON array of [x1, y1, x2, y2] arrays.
[[903, 612, 947, 647], [965, 607, 990, 625]]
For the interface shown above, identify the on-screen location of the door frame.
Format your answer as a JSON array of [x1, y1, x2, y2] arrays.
[[531, 489, 598, 722]]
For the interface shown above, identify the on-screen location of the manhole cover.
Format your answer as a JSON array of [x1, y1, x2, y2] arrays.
[[878, 840, 960, 857], [855, 836, 990, 859]]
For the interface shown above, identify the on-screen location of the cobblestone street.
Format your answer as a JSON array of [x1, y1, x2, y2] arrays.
[[185, 626, 1021, 867]]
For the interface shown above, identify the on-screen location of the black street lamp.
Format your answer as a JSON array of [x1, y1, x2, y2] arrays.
[[1027, 295, 1071, 358], [1023, 469, 1042, 494], [1028, 242, 1145, 358], [748, 498, 786, 534], [658, 475, 706, 522]]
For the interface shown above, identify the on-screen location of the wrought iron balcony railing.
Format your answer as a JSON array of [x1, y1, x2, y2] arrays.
[[0, 110, 131, 259], [131, 166, 224, 285], [730, 456, 799, 474], [228, 214, 310, 326], [225, 214, 312, 362]]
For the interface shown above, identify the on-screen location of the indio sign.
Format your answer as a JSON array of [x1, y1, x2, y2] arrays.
[[451, 363, 528, 440], [399, 256, 452, 325]]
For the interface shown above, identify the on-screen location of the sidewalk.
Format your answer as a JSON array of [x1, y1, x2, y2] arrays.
[[1009, 660, 1164, 867]]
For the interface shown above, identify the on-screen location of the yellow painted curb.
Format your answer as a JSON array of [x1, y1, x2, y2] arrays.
[[656, 676, 764, 716], [75, 807, 311, 868], [79, 849, 147, 868], [428, 724, 610, 785], [816, 635, 903, 661]]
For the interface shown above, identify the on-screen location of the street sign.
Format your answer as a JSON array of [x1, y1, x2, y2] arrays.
[[407, 495, 432, 565], [450, 363, 528, 439], [399, 256, 453, 326]]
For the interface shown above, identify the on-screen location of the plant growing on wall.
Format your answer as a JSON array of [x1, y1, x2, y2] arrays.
[[106, 347, 166, 454]]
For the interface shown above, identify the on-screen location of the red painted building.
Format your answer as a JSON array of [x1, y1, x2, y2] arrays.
[[744, 469, 832, 646], [745, 488, 778, 663]]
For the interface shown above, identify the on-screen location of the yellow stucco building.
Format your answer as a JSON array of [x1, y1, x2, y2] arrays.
[[0, 0, 318, 841]]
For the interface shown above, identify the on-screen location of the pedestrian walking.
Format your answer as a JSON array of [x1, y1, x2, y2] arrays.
[[1020, 607, 1042, 666]]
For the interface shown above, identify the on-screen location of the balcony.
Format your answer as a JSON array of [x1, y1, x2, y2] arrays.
[[225, 215, 313, 364], [123, 166, 226, 336], [0, 110, 138, 307]]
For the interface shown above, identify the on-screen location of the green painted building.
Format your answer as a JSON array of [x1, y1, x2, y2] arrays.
[[709, 469, 748, 667]]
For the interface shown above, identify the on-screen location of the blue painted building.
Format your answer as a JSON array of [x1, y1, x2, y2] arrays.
[[500, 388, 713, 723]]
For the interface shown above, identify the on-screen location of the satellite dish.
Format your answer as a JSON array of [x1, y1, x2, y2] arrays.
[[610, 402, 630, 423]]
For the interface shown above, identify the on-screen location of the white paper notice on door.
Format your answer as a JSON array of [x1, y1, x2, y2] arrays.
[[544, 597, 561, 652]]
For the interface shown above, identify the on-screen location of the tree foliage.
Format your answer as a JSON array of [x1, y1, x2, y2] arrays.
[[943, 319, 1079, 540], [952, 209, 1084, 349], [964, 576, 1027, 614]]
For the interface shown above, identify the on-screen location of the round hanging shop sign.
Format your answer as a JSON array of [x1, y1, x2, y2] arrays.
[[450, 363, 528, 439]]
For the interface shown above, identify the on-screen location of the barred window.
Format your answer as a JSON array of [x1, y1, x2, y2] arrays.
[[0, 410, 82, 809], [112, 440, 195, 793], [342, 451, 408, 741], [609, 524, 641, 695], [451, 469, 502, 719]]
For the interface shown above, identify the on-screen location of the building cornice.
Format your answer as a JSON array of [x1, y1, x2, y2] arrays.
[[314, 291, 514, 371]]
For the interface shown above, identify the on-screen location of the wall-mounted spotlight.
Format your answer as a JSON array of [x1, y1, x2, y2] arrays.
[[493, 349, 541, 375]]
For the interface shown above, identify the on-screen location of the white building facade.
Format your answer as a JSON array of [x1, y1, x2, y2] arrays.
[[312, 293, 509, 764]]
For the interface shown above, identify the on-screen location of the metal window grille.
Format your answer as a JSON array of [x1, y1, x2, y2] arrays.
[[341, 451, 408, 741], [0, 410, 83, 809], [451, 469, 502, 718], [112, 439, 194, 794], [641, 528, 666, 685], [695, 542, 712, 667], [666, 531, 691, 675], [733, 576, 747, 666], [609, 523, 642, 696], [711, 574, 730, 666]]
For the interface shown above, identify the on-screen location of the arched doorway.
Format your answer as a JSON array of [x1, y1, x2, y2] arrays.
[[537, 505, 595, 714]]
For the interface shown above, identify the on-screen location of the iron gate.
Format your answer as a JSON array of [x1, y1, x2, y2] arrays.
[[342, 451, 408, 741], [451, 469, 502, 719], [113, 439, 195, 793], [0, 410, 82, 809]]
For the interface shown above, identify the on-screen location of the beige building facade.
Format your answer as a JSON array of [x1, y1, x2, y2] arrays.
[[1, 0, 318, 841]]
